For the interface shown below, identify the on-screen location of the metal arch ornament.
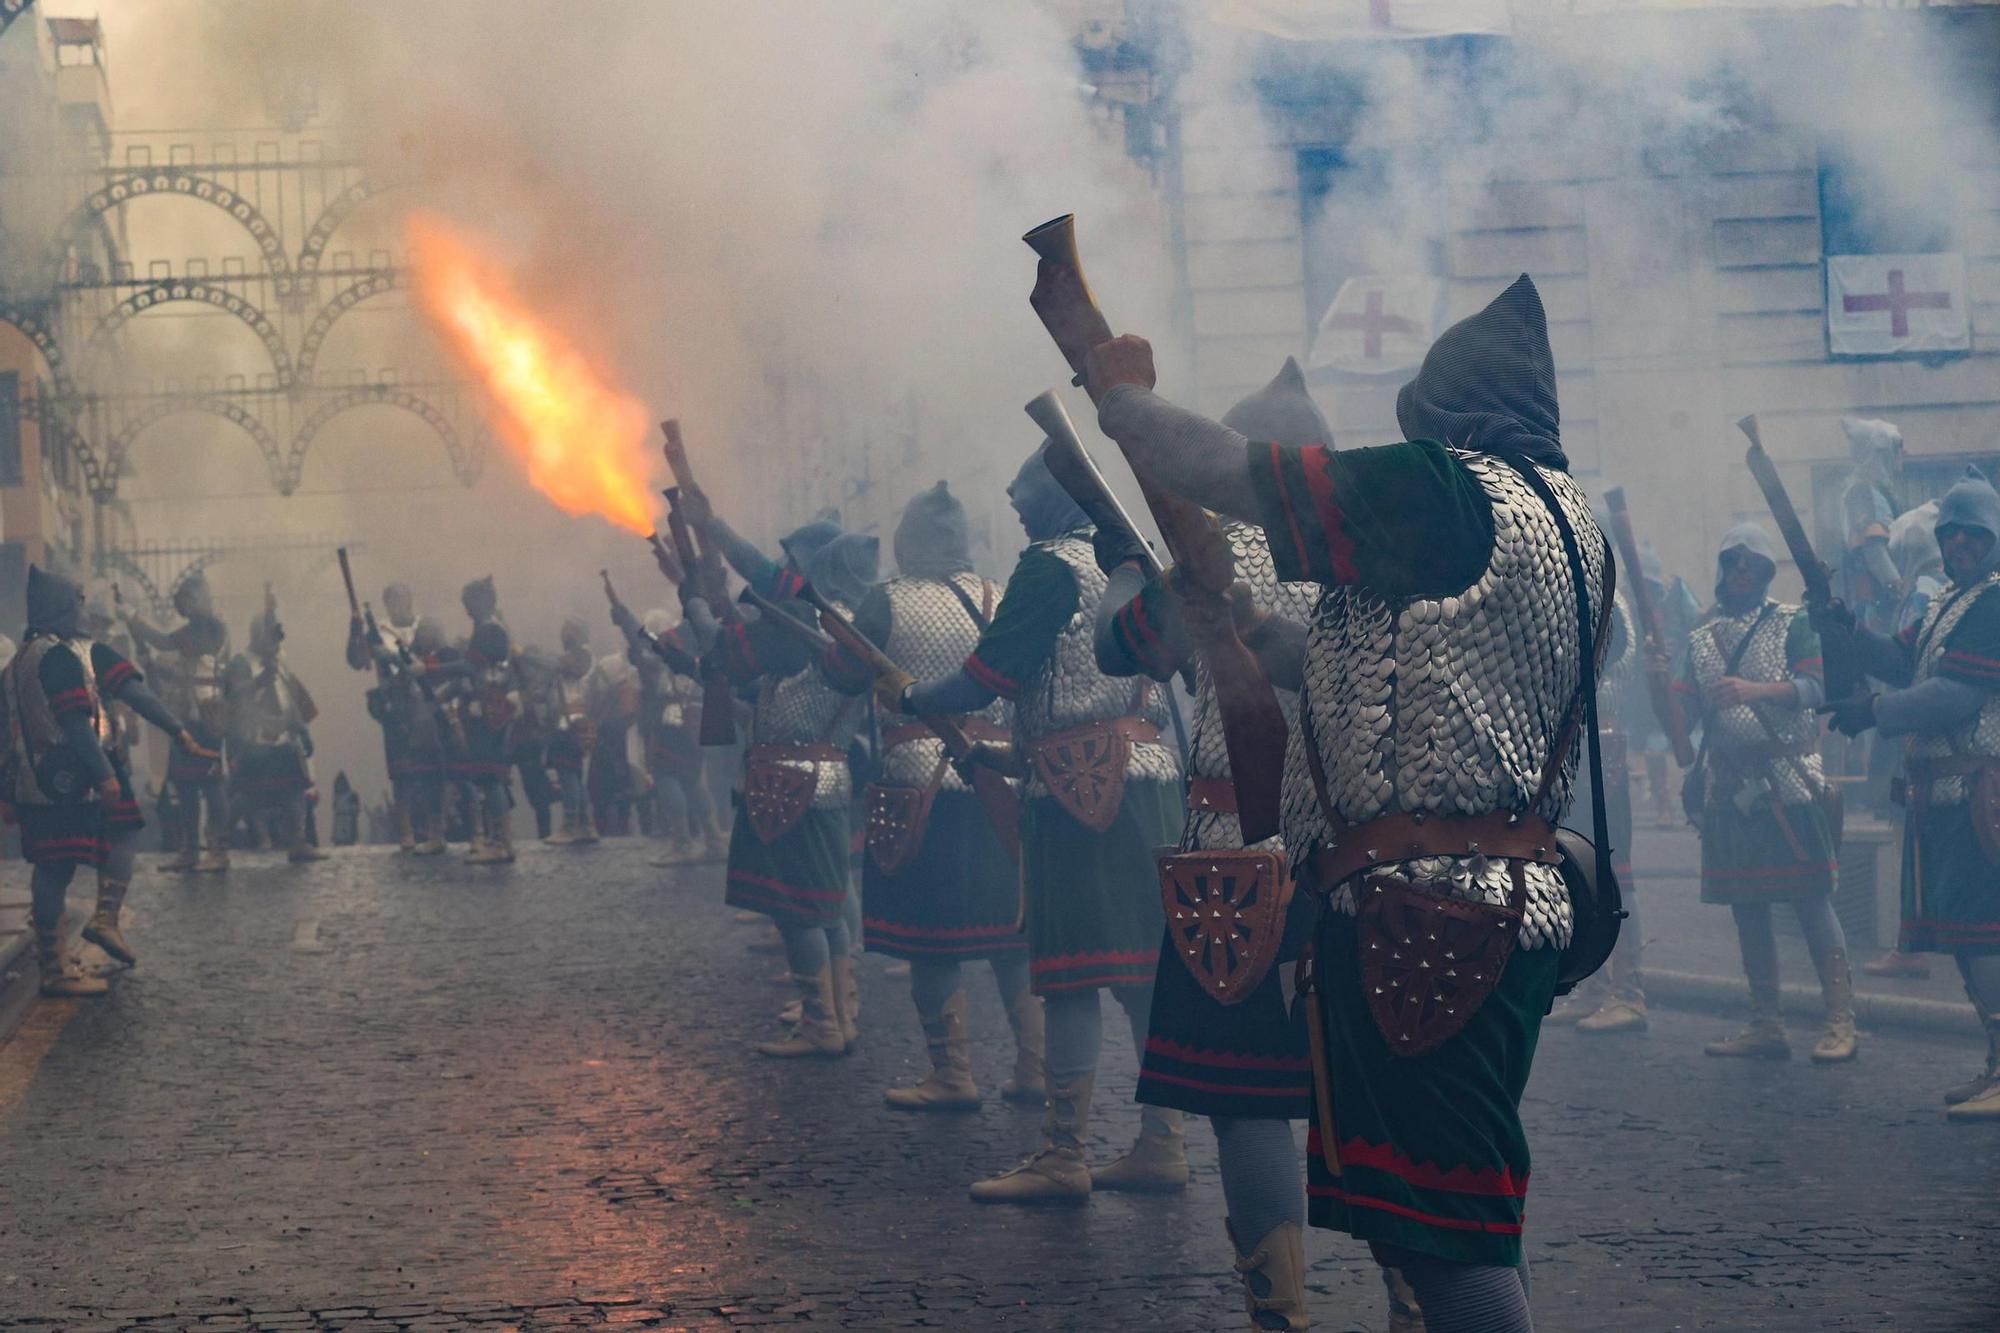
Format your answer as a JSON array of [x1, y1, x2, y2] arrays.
[[48, 170, 295, 298], [84, 280, 295, 390], [0, 300, 77, 399], [94, 549, 171, 622], [283, 383, 472, 494], [106, 395, 288, 494], [295, 269, 406, 386], [25, 397, 111, 499], [297, 175, 412, 282]]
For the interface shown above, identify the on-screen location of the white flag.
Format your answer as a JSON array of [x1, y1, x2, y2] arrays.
[[1826, 254, 1970, 357], [1309, 275, 1440, 377]]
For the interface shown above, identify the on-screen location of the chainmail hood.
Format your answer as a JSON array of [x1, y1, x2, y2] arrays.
[[893, 481, 973, 578], [1009, 441, 1088, 541], [1223, 357, 1333, 448], [1396, 273, 1565, 471], [808, 532, 879, 609], [25, 565, 84, 638]]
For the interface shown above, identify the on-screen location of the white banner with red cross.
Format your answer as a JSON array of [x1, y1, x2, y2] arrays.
[[1309, 274, 1440, 377], [1826, 253, 1970, 357]]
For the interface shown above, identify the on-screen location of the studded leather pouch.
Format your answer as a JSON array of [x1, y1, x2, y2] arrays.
[[743, 744, 842, 844], [1353, 865, 1526, 1057], [1158, 847, 1291, 1005], [863, 756, 948, 876]]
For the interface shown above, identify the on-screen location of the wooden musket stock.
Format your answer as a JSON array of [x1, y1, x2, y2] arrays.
[[1603, 488, 1695, 767]]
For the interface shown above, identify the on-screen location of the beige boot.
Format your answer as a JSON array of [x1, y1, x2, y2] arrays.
[[574, 815, 600, 845], [1092, 1104, 1189, 1192], [1811, 948, 1860, 1064], [81, 879, 136, 968], [1226, 1219, 1309, 1331], [999, 987, 1047, 1105], [194, 842, 230, 873], [884, 991, 981, 1110], [495, 812, 517, 863], [1546, 975, 1604, 1025], [831, 953, 860, 1049], [1577, 988, 1649, 1035], [1382, 1265, 1425, 1333], [36, 922, 108, 998], [1946, 1078, 2000, 1121], [397, 806, 416, 853], [1704, 1014, 1791, 1059], [1944, 1017, 2000, 1106], [412, 837, 447, 856], [755, 967, 845, 1058], [969, 1073, 1093, 1204], [162, 845, 198, 874], [544, 812, 580, 846]]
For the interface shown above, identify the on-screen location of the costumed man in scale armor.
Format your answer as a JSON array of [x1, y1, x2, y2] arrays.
[[1089, 277, 1601, 1332], [614, 604, 726, 866], [544, 618, 601, 846], [124, 571, 235, 873], [1679, 524, 1855, 1064], [230, 594, 328, 863], [1, 567, 213, 994], [1831, 467, 2000, 1120], [694, 522, 875, 1060], [344, 583, 435, 853], [893, 442, 1183, 1204], [1095, 361, 1422, 1333], [821, 482, 1043, 1112], [430, 620, 522, 864], [587, 646, 645, 836], [1549, 590, 1646, 1035]]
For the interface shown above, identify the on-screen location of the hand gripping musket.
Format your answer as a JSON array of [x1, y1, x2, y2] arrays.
[[646, 532, 685, 586], [1022, 213, 1287, 841], [1603, 488, 1696, 767], [1739, 415, 1862, 704], [664, 482, 741, 747], [794, 583, 1024, 866]]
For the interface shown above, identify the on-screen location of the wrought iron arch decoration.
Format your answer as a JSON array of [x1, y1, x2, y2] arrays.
[[0, 300, 77, 398], [107, 396, 288, 494], [298, 176, 411, 282], [94, 549, 170, 622], [295, 269, 406, 386], [48, 170, 295, 298], [283, 383, 478, 494], [84, 280, 295, 390], [26, 397, 111, 499]]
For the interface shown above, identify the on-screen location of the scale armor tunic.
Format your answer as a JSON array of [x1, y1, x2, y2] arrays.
[[1135, 521, 1321, 1118], [1899, 572, 2000, 952], [1014, 533, 1181, 994], [2, 636, 146, 866], [1686, 600, 1834, 905], [724, 608, 862, 932], [860, 574, 1025, 962], [164, 631, 231, 786]]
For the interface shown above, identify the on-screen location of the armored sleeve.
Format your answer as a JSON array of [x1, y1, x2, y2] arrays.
[[1937, 586, 2000, 689], [821, 583, 889, 696], [961, 546, 1080, 701], [1246, 437, 1496, 597], [92, 644, 183, 735], [1094, 562, 1185, 682]]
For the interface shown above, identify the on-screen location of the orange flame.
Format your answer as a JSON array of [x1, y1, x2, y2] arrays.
[[406, 210, 655, 535]]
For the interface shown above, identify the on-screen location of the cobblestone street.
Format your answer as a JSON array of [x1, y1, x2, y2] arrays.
[[1, 839, 1995, 1331]]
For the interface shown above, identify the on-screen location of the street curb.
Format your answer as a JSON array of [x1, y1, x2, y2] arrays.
[[0, 926, 37, 1049], [1643, 966, 1981, 1038]]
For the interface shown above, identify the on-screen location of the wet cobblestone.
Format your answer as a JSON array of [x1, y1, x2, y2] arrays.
[[0, 842, 1994, 1330]]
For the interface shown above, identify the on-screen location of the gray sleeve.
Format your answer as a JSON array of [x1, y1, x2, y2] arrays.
[[1096, 385, 1260, 523], [1790, 675, 1825, 712], [1852, 624, 1914, 688], [904, 670, 998, 716], [1246, 615, 1308, 692], [1092, 561, 1153, 678], [681, 599, 719, 653], [57, 711, 116, 787], [1875, 676, 1990, 739]]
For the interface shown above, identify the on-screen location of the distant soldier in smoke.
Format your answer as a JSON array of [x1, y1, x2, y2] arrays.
[[1832, 467, 2000, 1120], [1088, 277, 1599, 1332], [1, 566, 212, 992], [822, 482, 1042, 1114], [897, 443, 1182, 1205], [432, 619, 522, 864], [613, 604, 725, 866], [541, 618, 600, 846], [124, 570, 235, 873], [230, 591, 327, 864], [586, 645, 644, 836], [1682, 525, 1855, 1064], [345, 581, 432, 853]]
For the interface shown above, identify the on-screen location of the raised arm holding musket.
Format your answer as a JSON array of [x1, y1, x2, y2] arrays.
[[340, 559, 441, 854], [124, 571, 235, 874]]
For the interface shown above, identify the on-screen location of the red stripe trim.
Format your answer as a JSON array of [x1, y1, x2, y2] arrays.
[[726, 868, 849, 905], [1790, 657, 1823, 673], [1035, 971, 1160, 991], [1269, 441, 1314, 579], [100, 661, 140, 690], [1298, 445, 1358, 583], [863, 917, 1022, 940], [775, 568, 807, 599], [1140, 1069, 1308, 1098], [1308, 1183, 1525, 1235], [1332, 1137, 1531, 1198], [963, 653, 1019, 699], [1145, 1035, 1309, 1072], [1031, 948, 1158, 973]]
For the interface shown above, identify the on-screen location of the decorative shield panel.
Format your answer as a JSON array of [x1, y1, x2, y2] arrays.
[[1354, 875, 1522, 1058], [864, 780, 937, 877], [743, 760, 817, 844], [1159, 848, 1290, 1006], [1029, 723, 1130, 833]]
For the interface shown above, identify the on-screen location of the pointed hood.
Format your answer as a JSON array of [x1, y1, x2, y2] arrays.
[[1396, 274, 1565, 471], [778, 519, 843, 575], [1715, 521, 1779, 601], [809, 532, 880, 609], [173, 569, 214, 621], [894, 481, 973, 579], [1223, 357, 1333, 449], [26, 565, 84, 638], [1890, 501, 1942, 583], [559, 617, 591, 653], [467, 620, 511, 666], [1009, 440, 1089, 542], [461, 576, 499, 624]]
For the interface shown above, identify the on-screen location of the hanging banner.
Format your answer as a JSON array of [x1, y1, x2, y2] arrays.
[[1308, 274, 1440, 377], [1826, 253, 1971, 358]]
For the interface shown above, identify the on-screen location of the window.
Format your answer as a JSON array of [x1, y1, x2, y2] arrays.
[[0, 372, 22, 486]]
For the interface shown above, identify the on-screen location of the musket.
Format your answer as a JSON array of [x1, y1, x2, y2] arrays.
[[646, 531, 685, 586], [336, 546, 361, 620], [601, 569, 626, 617], [792, 584, 1023, 865], [1739, 415, 1862, 703], [665, 484, 741, 746], [1603, 488, 1696, 767], [1019, 253, 1283, 841]]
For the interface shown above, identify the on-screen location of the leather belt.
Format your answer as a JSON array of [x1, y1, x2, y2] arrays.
[[1029, 717, 1160, 757], [1186, 776, 1239, 815], [1308, 810, 1561, 892], [880, 718, 1010, 750], [747, 742, 846, 765]]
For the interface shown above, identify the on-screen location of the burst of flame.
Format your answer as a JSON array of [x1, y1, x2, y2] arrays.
[[406, 210, 655, 534]]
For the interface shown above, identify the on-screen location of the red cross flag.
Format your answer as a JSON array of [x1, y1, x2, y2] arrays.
[[1309, 275, 1439, 377], [1827, 254, 1970, 357]]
